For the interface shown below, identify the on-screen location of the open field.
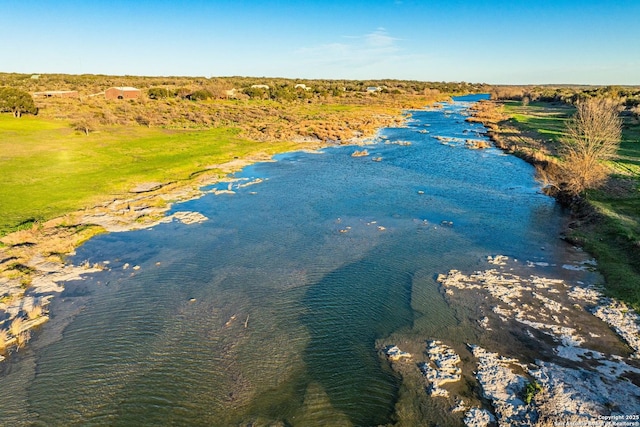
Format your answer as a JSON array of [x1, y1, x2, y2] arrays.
[[503, 101, 572, 144], [0, 114, 301, 235], [497, 100, 640, 310]]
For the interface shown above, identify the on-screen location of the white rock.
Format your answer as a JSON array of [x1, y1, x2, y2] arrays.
[[385, 345, 411, 361], [420, 341, 462, 397], [464, 407, 496, 427]]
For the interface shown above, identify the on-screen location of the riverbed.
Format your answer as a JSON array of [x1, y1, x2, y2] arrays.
[[1, 94, 637, 426]]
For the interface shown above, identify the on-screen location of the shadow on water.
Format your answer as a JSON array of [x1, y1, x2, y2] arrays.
[[301, 245, 414, 426]]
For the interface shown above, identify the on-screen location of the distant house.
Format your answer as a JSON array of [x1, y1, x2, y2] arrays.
[[33, 90, 78, 98], [250, 84, 270, 90], [30, 74, 40, 80], [366, 86, 383, 93], [105, 86, 141, 100]]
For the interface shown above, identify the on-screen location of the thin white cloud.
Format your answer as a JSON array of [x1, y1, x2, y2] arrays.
[[293, 28, 416, 77], [364, 28, 400, 49], [296, 28, 399, 59]]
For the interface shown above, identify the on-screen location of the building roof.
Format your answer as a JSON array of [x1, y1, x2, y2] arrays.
[[109, 86, 140, 91], [33, 90, 77, 95]]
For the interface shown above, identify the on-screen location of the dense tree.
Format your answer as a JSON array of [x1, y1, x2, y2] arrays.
[[0, 87, 38, 117]]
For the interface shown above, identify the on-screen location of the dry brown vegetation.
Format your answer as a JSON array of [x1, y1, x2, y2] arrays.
[[559, 98, 623, 195], [27, 303, 43, 320], [9, 316, 23, 337], [468, 101, 555, 165], [16, 330, 31, 350], [490, 84, 640, 108], [2, 73, 489, 143], [33, 92, 433, 143], [0, 329, 8, 352]]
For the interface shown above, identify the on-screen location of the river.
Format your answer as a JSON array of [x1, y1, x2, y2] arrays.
[[0, 94, 622, 426]]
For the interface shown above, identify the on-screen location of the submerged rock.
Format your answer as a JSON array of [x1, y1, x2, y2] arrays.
[[384, 345, 411, 361]]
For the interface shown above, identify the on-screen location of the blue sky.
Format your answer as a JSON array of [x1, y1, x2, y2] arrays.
[[1, 0, 638, 84]]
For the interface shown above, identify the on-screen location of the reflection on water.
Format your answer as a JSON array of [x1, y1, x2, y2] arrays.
[[0, 95, 585, 425]]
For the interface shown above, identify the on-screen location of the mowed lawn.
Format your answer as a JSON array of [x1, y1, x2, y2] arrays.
[[0, 115, 298, 235], [503, 101, 573, 143]]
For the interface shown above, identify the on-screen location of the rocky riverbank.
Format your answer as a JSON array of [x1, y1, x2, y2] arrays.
[[382, 255, 640, 426]]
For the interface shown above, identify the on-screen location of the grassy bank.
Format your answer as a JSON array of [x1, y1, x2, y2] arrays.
[[0, 114, 302, 236], [495, 101, 640, 310]]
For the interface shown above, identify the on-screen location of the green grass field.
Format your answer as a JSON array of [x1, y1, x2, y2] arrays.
[[503, 101, 573, 143], [0, 115, 300, 235], [502, 101, 640, 310]]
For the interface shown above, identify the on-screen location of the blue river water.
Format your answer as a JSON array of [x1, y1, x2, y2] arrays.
[[0, 95, 585, 426]]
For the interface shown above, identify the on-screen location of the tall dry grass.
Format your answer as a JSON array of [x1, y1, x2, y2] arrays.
[[16, 330, 31, 350], [0, 329, 9, 351], [27, 304, 43, 320], [9, 316, 23, 337]]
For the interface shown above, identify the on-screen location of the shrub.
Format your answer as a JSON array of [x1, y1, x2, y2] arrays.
[[523, 380, 542, 404], [175, 87, 191, 99], [135, 115, 153, 127], [148, 87, 171, 100], [189, 89, 213, 101], [16, 330, 31, 350], [72, 118, 99, 135]]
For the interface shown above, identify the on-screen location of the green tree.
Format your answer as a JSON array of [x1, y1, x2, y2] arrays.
[[148, 87, 171, 100], [0, 87, 38, 117], [175, 87, 192, 99], [189, 89, 213, 101], [243, 87, 269, 100]]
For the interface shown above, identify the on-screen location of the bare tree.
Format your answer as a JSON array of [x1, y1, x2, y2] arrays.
[[72, 117, 98, 135], [559, 97, 622, 195]]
